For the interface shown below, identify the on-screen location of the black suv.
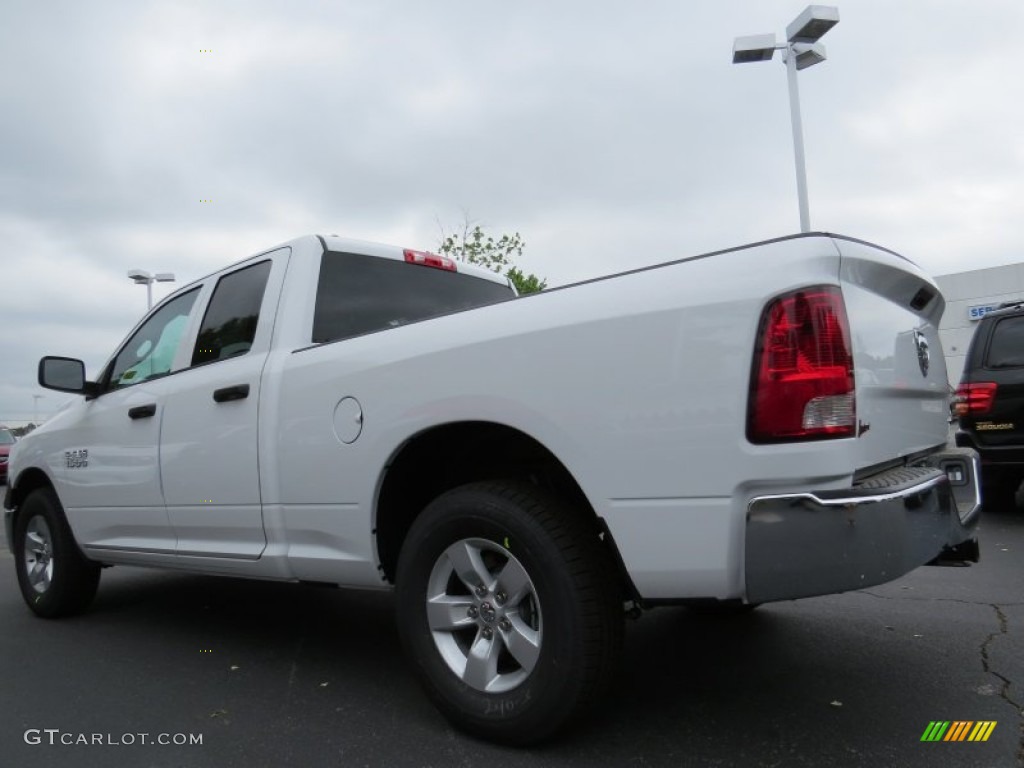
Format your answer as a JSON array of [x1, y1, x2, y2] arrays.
[[955, 302, 1024, 509]]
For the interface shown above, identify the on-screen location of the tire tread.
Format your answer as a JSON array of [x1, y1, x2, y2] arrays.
[[13, 487, 100, 618], [395, 479, 624, 744]]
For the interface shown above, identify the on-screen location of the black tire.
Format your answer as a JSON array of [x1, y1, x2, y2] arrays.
[[13, 487, 100, 618], [394, 481, 623, 745]]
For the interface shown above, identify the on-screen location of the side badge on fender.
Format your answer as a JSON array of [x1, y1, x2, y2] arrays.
[[65, 449, 89, 469]]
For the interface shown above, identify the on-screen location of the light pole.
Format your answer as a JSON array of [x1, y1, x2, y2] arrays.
[[732, 5, 840, 232], [32, 394, 44, 425], [128, 269, 176, 310]]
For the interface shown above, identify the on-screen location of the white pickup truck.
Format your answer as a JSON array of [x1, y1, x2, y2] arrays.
[[5, 232, 980, 743]]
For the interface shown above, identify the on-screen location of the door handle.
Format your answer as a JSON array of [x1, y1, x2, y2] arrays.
[[128, 404, 157, 419], [213, 384, 250, 403]]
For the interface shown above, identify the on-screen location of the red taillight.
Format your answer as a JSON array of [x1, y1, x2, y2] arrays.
[[748, 286, 856, 443], [954, 382, 997, 416], [403, 249, 457, 272]]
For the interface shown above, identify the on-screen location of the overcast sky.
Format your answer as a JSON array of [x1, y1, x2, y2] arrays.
[[1, 1, 1022, 425]]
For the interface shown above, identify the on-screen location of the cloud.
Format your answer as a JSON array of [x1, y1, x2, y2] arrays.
[[1, 0, 1023, 424]]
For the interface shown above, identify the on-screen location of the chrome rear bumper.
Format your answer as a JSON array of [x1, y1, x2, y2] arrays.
[[745, 450, 980, 603]]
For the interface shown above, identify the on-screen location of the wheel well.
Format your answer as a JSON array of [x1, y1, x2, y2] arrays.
[[9, 467, 54, 513], [375, 422, 598, 583]]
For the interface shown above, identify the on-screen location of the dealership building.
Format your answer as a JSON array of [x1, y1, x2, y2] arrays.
[[935, 263, 1024, 386]]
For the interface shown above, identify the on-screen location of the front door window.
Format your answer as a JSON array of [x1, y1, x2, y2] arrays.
[[108, 289, 200, 389]]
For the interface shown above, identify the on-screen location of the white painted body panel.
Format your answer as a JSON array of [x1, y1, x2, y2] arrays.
[[9, 233, 951, 600], [56, 381, 177, 554], [160, 353, 267, 558], [836, 239, 950, 464], [158, 251, 289, 558]]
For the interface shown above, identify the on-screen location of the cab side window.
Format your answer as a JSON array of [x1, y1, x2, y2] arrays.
[[191, 261, 272, 366], [108, 289, 200, 390]]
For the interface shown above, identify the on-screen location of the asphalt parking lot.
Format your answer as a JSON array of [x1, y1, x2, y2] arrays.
[[0, 499, 1021, 768]]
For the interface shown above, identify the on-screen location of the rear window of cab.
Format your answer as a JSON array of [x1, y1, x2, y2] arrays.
[[312, 251, 515, 344]]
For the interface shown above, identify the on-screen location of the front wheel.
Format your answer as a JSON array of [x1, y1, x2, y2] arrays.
[[395, 481, 623, 745], [13, 487, 100, 618]]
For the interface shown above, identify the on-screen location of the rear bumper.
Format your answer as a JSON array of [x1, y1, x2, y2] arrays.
[[745, 450, 980, 603]]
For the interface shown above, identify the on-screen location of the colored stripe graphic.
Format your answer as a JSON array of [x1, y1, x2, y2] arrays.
[[969, 722, 997, 742], [921, 721, 996, 742], [944, 721, 972, 741]]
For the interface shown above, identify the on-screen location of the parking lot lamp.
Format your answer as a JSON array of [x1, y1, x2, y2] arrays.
[[732, 5, 840, 232], [127, 269, 176, 310]]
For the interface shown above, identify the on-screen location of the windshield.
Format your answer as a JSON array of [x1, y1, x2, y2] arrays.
[[0, 429, 15, 445]]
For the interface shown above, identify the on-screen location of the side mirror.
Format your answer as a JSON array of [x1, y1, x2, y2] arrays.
[[38, 357, 96, 396]]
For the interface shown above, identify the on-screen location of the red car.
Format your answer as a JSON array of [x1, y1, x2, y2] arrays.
[[0, 427, 15, 485]]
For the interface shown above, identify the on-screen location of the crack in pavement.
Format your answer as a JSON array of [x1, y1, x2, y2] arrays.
[[857, 590, 1024, 764], [979, 605, 1024, 768], [980, 606, 1021, 712]]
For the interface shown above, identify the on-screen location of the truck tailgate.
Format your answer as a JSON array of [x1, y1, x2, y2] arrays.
[[836, 237, 950, 471]]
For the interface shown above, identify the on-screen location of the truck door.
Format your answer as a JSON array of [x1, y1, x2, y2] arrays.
[[60, 287, 202, 555], [159, 251, 288, 559]]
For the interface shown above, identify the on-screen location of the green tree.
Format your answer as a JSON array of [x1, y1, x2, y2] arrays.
[[438, 223, 547, 295]]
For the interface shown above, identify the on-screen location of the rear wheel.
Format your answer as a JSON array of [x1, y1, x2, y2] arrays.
[[13, 488, 100, 618], [395, 481, 623, 745]]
